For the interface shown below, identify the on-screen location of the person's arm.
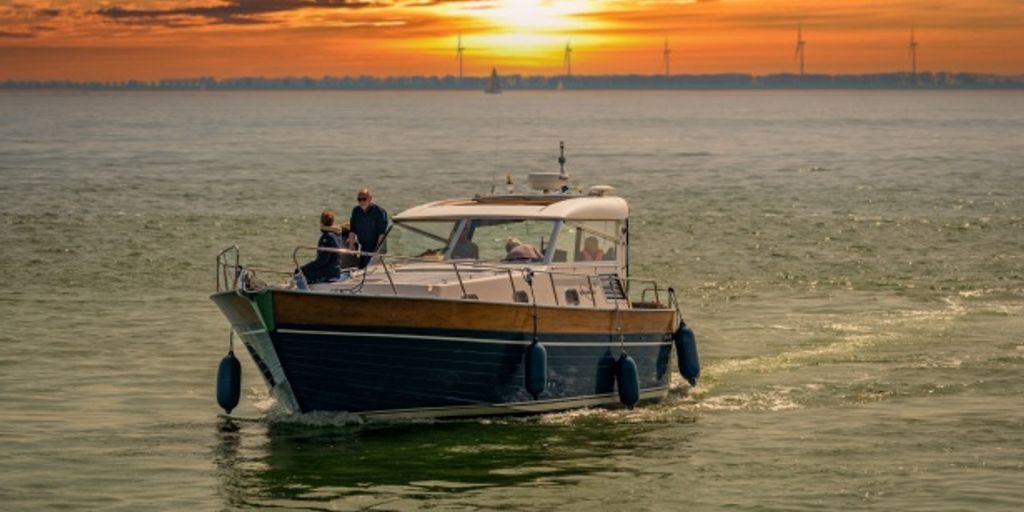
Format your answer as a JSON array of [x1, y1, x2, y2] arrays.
[[349, 207, 360, 249], [341, 229, 355, 250]]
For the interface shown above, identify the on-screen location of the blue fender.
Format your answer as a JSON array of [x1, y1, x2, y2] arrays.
[[616, 353, 640, 408], [524, 339, 547, 399], [216, 351, 242, 414], [674, 324, 700, 386]]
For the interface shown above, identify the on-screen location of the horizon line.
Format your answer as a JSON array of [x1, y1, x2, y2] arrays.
[[4, 71, 1024, 83]]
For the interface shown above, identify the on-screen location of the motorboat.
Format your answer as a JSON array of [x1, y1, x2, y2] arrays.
[[211, 144, 699, 419]]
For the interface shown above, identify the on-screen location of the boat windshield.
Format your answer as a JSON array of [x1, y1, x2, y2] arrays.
[[459, 219, 556, 262], [386, 219, 557, 263], [385, 220, 459, 260]]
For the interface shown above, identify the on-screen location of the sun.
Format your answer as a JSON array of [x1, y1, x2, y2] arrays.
[[414, 0, 616, 71], [450, 0, 600, 33], [481, 0, 589, 31], [440, 0, 605, 54]]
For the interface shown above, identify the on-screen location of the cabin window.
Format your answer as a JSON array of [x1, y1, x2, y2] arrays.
[[553, 220, 620, 264], [460, 219, 557, 262], [387, 220, 459, 260]]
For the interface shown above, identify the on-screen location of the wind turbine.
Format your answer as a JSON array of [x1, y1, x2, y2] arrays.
[[795, 24, 806, 76], [663, 37, 671, 76], [456, 32, 465, 82], [563, 39, 573, 77], [909, 25, 918, 79]]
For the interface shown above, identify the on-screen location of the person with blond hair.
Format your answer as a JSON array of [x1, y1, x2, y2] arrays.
[[579, 236, 605, 261], [503, 238, 543, 262]]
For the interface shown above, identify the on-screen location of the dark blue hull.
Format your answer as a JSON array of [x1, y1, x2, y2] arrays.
[[212, 290, 678, 418], [273, 325, 673, 415]]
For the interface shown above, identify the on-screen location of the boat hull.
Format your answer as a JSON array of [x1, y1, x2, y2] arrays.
[[212, 290, 676, 419]]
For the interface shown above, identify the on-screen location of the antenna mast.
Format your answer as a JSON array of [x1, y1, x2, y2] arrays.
[[456, 32, 465, 82], [795, 24, 806, 76], [909, 25, 918, 80], [663, 37, 671, 76], [564, 40, 573, 77]]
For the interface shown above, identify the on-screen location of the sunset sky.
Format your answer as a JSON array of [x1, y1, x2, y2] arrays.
[[1, 1, 1022, 80]]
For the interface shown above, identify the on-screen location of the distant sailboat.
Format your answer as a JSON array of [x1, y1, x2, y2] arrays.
[[485, 66, 502, 94]]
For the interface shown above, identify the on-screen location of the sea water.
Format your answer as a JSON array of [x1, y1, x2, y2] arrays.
[[1, 90, 1022, 511]]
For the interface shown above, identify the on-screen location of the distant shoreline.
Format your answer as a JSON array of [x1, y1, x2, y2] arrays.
[[3, 72, 1023, 91]]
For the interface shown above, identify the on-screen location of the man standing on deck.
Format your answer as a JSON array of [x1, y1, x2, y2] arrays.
[[349, 188, 388, 268]]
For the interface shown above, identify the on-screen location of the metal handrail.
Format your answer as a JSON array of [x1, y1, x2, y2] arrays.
[[381, 257, 398, 295], [215, 246, 240, 292], [291, 245, 379, 270], [453, 262, 469, 298], [216, 246, 295, 295], [295, 247, 674, 308], [357, 261, 672, 310], [640, 283, 663, 305], [506, 269, 517, 297], [221, 244, 676, 311]]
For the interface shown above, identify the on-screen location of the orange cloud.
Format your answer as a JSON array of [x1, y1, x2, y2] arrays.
[[1, 0, 1021, 80]]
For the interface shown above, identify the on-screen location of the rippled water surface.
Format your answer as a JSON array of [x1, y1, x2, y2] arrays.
[[1, 90, 1022, 511]]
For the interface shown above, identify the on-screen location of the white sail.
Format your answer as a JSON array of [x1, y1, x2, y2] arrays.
[[485, 66, 501, 94]]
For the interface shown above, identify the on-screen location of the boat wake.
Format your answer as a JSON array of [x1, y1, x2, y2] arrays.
[[225, 292, 1010, 428]]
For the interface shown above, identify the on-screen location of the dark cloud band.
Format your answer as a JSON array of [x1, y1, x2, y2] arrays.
[[0, 31, 36, 39], [95, 0, 376, 26]]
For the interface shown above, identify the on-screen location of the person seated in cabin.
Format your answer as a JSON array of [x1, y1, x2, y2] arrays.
[[503, 238, 543, 262], [297, 209, 347, 284], [450, 228, 479, 260], [579, 236, 605, 261]]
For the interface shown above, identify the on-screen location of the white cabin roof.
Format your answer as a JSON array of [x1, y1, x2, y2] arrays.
[[394, 195, 629, 221]]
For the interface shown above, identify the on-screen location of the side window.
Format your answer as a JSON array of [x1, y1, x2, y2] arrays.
[[470, 220, 555, 262], [387, 221, 458, 260], [555, 220, 620, 263]]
